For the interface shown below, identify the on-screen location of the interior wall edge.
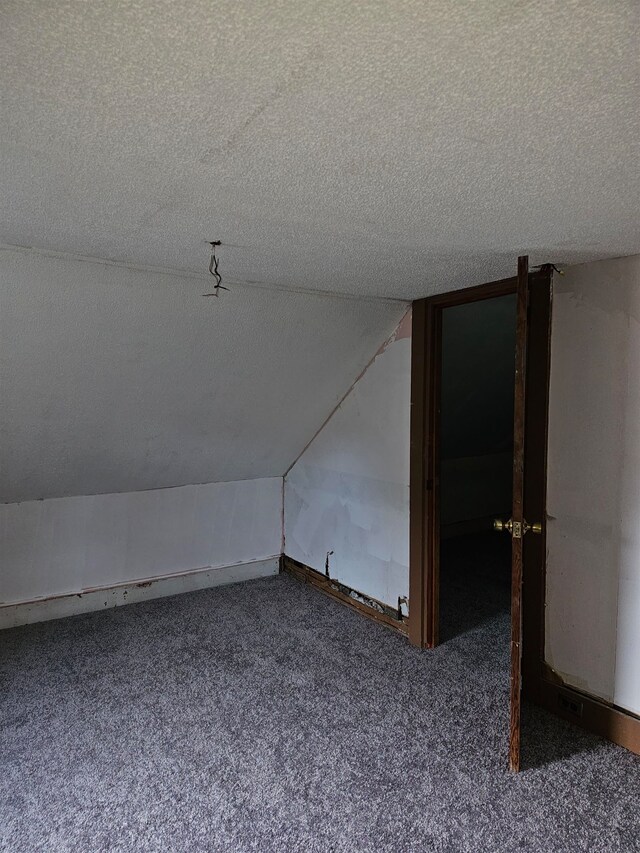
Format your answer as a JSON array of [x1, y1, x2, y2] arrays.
[[283, 307, 412, 477]]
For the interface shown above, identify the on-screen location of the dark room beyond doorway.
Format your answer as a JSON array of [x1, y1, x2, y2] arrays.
[[438, 294, 517, 644]]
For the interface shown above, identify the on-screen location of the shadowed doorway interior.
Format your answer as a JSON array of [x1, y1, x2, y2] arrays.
[[438, 294, 517, 644]]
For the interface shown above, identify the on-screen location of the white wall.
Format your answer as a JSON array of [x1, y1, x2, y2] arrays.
[[284, 312, 411, 608], [0, 477, 282, 605], [0, 248, 405, 503], [545, 256, 640, 716]]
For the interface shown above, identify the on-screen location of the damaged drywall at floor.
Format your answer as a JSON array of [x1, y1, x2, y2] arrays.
[[545, 255, 640, 716], [284, 310, 411, 609], [0, 558, 280, 629]]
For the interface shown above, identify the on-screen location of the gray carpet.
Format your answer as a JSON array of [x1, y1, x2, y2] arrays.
[[1, 548, 639, 852]]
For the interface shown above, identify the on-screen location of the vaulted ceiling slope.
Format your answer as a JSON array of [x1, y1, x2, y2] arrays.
[[0, 249, 405, 502], [2, 1, 639, 298]]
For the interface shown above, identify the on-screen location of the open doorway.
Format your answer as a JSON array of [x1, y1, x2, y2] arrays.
[[410, 266, 640, 765], [438, 294, 516, 644], [406, 265, 640, 768]]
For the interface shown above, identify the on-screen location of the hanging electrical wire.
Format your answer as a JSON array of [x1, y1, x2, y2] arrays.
[[203, 241, 229, 296]]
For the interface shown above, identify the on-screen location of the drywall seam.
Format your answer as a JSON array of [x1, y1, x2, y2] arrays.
[[283, 307, 412, 476], [0, 557, 280, 629]]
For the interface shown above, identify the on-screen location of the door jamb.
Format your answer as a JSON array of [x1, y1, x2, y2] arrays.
[[409, 276, 518, 648]]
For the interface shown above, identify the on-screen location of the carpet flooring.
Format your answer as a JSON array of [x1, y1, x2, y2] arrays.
[[1, 543, 639, 852]]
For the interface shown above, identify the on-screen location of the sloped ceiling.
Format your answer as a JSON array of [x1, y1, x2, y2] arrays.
[[0, 249, 405, 501], [1, 1, 639, 501]]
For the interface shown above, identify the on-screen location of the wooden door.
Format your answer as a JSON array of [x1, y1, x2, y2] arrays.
[[507, 256, 554, 771], [507, 256, 530, 772], [409, 261, 554, 769]]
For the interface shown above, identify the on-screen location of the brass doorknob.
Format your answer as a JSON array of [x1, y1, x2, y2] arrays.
[[493, 518, 543, 536]]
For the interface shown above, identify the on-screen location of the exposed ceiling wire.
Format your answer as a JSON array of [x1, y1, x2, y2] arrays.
[[0, 243, 413, 304], [203, 241, 229, 297]]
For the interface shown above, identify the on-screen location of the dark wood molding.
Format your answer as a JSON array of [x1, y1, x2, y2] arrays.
[[509, 255, 530, 772], [532, 676, 640, 756], [424, 276, 519, 308], [409, 299, 428, 646], [282, 556, 409, 636], [409, 276, 518, 649]]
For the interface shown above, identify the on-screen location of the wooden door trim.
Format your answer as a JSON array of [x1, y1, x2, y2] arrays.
[[409, 276, 518, 648], [534, 675, 640, 755], [408, 299, 429, 646]]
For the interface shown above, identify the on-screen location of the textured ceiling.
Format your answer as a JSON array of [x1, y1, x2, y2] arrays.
[[2, 0, 639, 298], [0, 249, 405, 502], [1, 1, 639, 502]]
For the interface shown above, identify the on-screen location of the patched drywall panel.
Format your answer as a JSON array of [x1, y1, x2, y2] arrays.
[[0, 249, 405, 502], [0, 478, 282, 605], [546, 256, 640, 716], [284, 312, 411, 608], [2, 2, 639, 299]]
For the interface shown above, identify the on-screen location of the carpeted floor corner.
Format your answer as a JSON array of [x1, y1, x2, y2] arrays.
[[1, 554, 639, 852]]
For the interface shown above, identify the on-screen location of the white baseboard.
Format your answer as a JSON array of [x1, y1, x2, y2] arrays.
[[0, 557, 280, 630]]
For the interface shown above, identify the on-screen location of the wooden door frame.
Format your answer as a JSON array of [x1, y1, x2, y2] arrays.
[[408, 268, 640, 757], [409, 274, 520, 649]]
